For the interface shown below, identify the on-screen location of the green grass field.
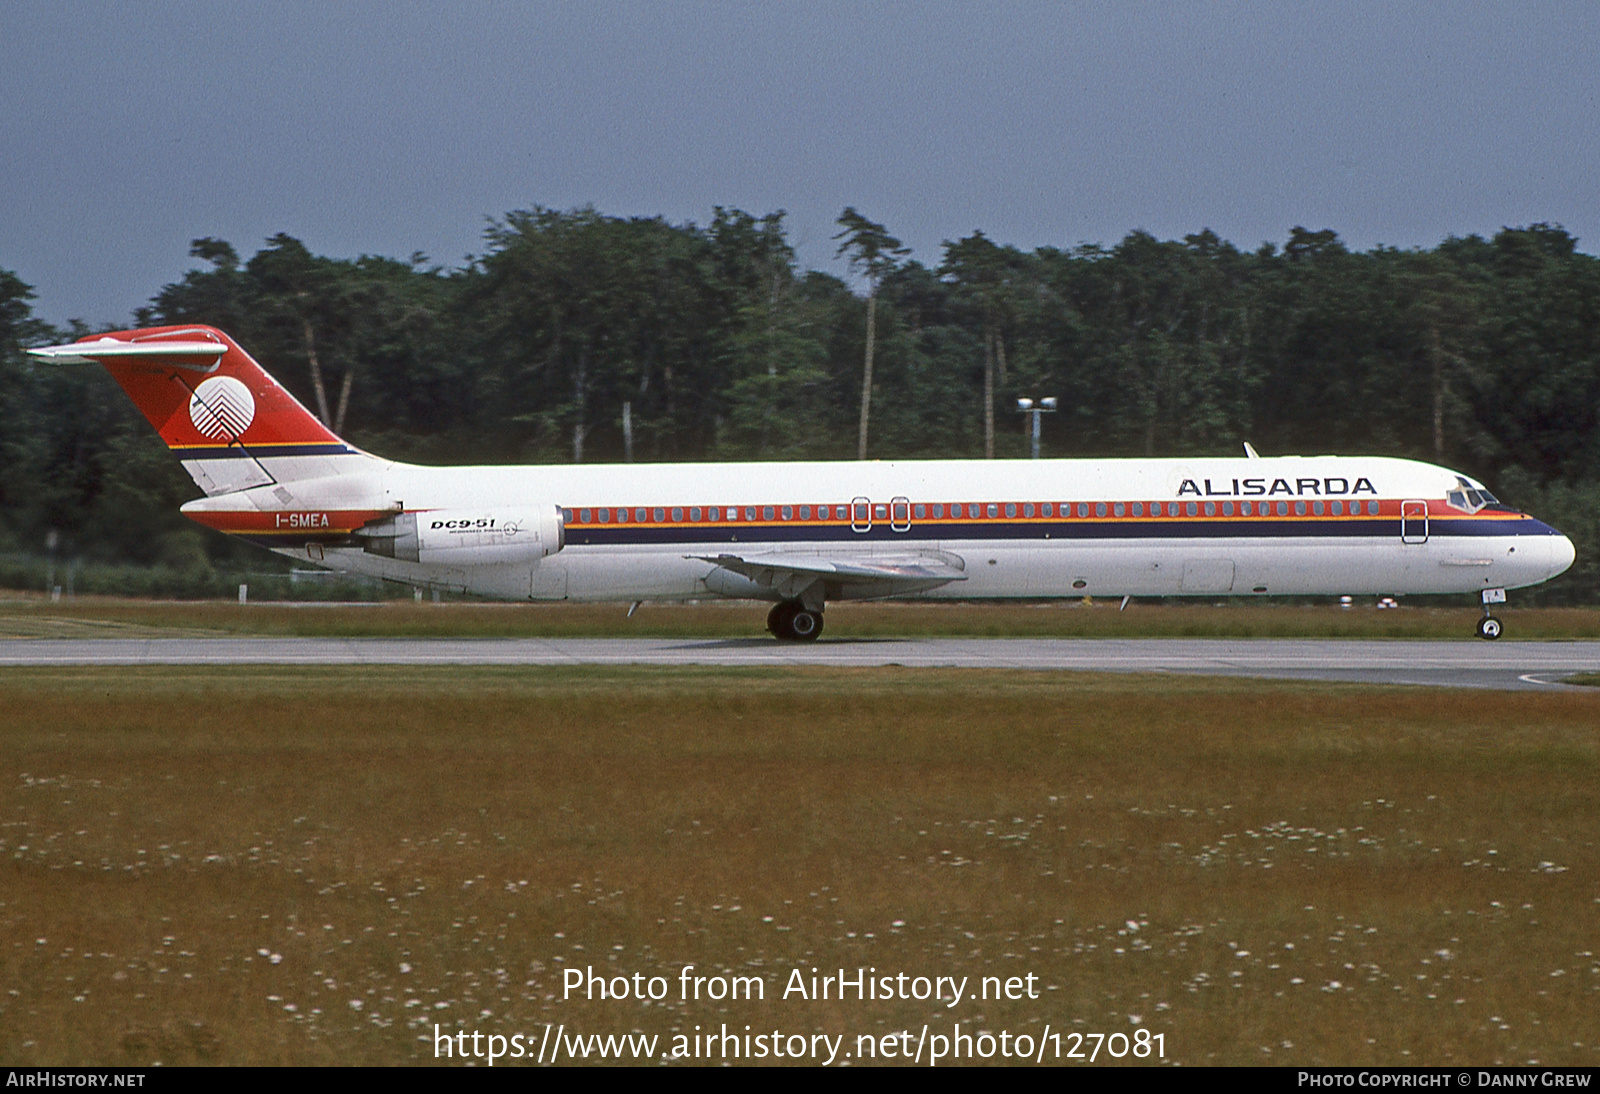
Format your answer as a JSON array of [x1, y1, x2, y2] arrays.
[[3, 593, 1599, 640], [1, 665, 1596, 1066]]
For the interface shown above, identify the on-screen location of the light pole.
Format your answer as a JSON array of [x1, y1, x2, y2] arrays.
[[1016, 397, 1057, 459]]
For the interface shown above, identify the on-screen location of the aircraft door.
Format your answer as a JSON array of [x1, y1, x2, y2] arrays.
[[890, 496, 911, 532], [1401, 500, 1429, 544], [851, 496, 872, 533]]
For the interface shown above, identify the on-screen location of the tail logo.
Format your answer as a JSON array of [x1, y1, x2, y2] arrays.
[[189, 376, 256, 440]]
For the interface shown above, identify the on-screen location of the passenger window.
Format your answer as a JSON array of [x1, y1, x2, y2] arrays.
[[579, 509, 591, 523], [671, 508, 683, 522], [763, 506, 774, 521], [709, 507, 721, 521], [1005, 503, 1017, 518], [1078, 503, 1090, 518], [875, 505, 888, 520], [1203, 501, 1215, 516], [1295, 501, 1306, 516], [1312, 501, 1323, 516], [800, 506, 811, 520], [1166, 503, 1178, 517], [1131, 502, 1143, 517], [599, 509, 611, 523], [1221, 501, 1233, 516], [986, 504, 998, 518], [1095, 502, 1107, 517], [781, 506, 792, 520], [634, 509, 645, 522], [1277, 501, 1289, 516], [931, 504, 944, 518], [1112, 503, 1123, 517], [914, 504, 926, 519], [1041, 503, 1053, 517], [690, 507, 702, 521], [1185, 502, 1197, 516], [616, 509, 628, 523], [1368, 501, 1380, 515]]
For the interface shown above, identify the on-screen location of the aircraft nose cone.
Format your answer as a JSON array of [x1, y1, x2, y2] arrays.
[[1550, 533, 1577, 579]]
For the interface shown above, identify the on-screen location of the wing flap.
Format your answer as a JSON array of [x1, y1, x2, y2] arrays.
[[691, 551, 967, 601]]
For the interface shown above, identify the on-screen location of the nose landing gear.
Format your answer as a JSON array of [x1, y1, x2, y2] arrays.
[[1478, 587, 1507, 640], [767, 600, 824, 642]]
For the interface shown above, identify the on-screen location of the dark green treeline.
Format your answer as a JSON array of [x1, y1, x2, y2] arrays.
[[3, 209, 1599, 601]]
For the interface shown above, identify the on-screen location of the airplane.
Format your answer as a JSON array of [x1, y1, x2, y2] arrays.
[[30, 324, 1575, 641]]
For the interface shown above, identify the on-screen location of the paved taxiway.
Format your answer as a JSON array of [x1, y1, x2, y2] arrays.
[[2, 637, 1598, 689]]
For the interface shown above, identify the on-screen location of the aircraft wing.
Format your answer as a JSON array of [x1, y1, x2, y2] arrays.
[[691, 551, 967, 604]]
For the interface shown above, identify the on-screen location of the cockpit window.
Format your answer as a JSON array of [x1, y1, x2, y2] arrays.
[[1446, 482, 1512, 514]]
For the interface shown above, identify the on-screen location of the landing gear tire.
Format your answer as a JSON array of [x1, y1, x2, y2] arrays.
[[787, 608, 823, 642], [766, 601, 796, 639], [767, 601, 823, 642], [1477, 615, 1503, 641]]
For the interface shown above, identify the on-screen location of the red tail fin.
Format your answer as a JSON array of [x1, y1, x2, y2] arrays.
[[29, 325, 374, 494]]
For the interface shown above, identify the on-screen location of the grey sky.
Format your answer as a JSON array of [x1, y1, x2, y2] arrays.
[[3, 1, 1597, 327]]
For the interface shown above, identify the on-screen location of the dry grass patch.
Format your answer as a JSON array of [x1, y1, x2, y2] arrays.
[[1, 667, 1597, 1066], [3, 594, 1600, 639]]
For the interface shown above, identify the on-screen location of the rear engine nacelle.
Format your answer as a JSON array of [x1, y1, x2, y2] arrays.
[[357, 506, 564, 565]]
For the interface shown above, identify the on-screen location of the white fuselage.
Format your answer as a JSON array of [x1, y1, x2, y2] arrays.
[[184, 453, 1576, 604]]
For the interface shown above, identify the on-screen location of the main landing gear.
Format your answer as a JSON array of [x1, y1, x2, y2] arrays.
[[767, 600, 824, 642], [1477, 587, 1507, 641]]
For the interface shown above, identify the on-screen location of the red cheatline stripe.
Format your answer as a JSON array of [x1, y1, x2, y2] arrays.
[[559, 498, 1472, 528]]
